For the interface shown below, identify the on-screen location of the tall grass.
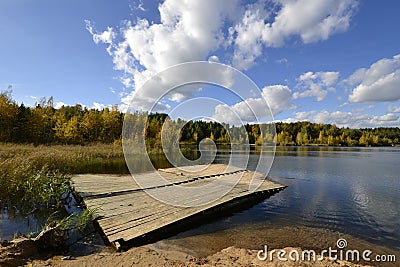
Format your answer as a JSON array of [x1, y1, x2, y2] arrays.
[[0, 143, 198, 216], [0, 143, 129, 217], [0, 143, 128, 174], [0, 157, 68, 215], [0, 143, 131, 241], [0, 143, 178, 211]]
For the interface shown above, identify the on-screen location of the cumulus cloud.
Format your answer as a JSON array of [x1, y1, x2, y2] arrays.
[[55, 101, 66, 109], [262, 0, 358, 46], [123, 1, 238, 75], [55, 102, 89, 110], [231, 7, 268, 69], [87, 0, 358, 110], [293, 71, 339, 101], [285, 110, 400, 128], [85, 21, 116, 55], [92, 102, 114, 110], [262, 85, 295, 115], [230, 0, 358, 69], [212, 85, 294, 125], [388, 106, 400, 113], [348, 54, 400, 103], [88, 0, 240, 110], [92, 102, 106, 110]]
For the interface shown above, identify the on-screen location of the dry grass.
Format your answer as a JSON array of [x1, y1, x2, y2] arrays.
[[0, 143, 129, 216], [0, 143, 127, 174]]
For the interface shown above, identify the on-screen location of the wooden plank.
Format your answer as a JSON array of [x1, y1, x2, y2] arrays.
[[71, 164, 286, 247], [107, 182, 281, 242], [98, 184, 250, 234], [72, 166, 252, 199]]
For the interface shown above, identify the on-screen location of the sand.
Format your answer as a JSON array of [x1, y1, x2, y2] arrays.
[[1, 226, 398, 267], [2, 244, 375, 267]]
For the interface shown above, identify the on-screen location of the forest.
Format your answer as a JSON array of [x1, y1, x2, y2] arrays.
[[1, 90, 400, 147]]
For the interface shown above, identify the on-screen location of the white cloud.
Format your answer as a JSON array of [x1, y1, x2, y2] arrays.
[[87, 0, 358, 110], [208, 55, 220, 63], [379, 113, 399, 122], [54, 102, 87, 109], [89, 0, 240, 110], [92, 102, 114, 110], [231, 8, 268, 69], [261, 0, 358, 47], [344, 68, 366, 87], [130, 0, 146, 12], [262, 85, 295, 115], [388, 106, 400, 113], [123, 1, 238, 75], [293, 71, 339, 101], [276, 58, 288, 64], [92, 102, 105, 110], [85, 20, 115, 55], [212, 85, 294, 125], [348, 54, 400, 103], [285, 110, 400, 128], [55, 101, 66, 109], [230, 0, 357, 69], [110, 87, 117, 94]]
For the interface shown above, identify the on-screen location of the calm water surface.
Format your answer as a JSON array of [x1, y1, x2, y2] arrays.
[[1, 147, 399, 252], [188, 146, 400, 251]]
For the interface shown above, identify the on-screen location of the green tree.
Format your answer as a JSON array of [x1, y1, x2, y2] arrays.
[[13, 104, 32, 143]]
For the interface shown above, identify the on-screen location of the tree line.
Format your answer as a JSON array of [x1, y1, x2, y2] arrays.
[[0, 91, 122, 144], [1, 90, 400, 146]]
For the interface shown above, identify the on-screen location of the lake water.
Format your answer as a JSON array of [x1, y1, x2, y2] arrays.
[[267, 147, 400, 250], [161, 146, 400, 253], [160, 147, 400, 255], [1, 146, 399, 253]]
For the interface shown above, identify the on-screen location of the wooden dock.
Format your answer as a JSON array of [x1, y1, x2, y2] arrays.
[[71, 164, 286, 249]]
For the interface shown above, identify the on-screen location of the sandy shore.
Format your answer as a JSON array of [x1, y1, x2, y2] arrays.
[[2, 243, 374, 267], [1, 226, 398, 267]]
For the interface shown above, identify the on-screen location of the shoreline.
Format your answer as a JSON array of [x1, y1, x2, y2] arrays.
[[24, 245, 378, 267], [2, 225, 398, 267]]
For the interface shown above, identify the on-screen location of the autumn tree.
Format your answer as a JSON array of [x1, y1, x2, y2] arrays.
[[81, 110, 102, 142], [101, 105, 123, 143], [0, 89, 18, 142]]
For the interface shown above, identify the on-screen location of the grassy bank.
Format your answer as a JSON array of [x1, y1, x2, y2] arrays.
[[0, 143, 132, 241], [0, 143, 127, 175], [0, 143, 177, 216], [0, 143, 129, 210]]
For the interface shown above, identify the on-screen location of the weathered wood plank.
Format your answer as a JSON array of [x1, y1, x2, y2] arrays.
[[72, 164, 286, 247]]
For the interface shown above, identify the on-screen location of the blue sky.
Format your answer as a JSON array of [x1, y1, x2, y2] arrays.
[[1, 0, 400, 128]]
